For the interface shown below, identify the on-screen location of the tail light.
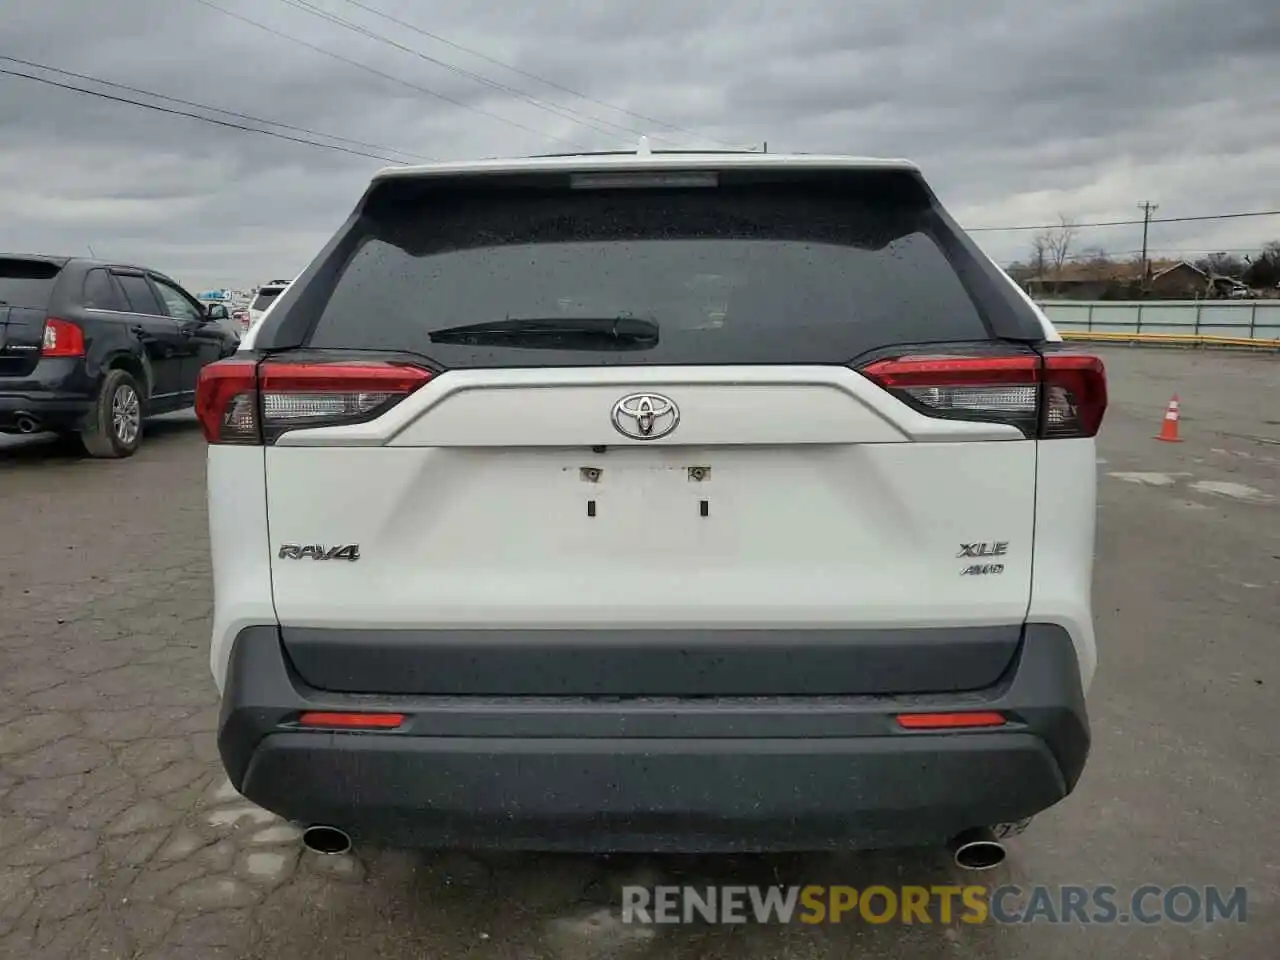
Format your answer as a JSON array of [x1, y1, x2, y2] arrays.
[[41, 318, 86, 358], [858, 352, 1107, 439], [195, 358, 433, 444]]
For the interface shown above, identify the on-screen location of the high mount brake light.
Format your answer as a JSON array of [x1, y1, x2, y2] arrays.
[[859, 353, 1107, 438], [195, 359, 433, 444]]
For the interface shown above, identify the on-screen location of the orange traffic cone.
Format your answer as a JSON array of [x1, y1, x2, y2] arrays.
[[1156, 394, 1182, 442]]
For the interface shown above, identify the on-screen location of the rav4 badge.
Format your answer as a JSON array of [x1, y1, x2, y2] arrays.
[[277, 544, 360, 561]]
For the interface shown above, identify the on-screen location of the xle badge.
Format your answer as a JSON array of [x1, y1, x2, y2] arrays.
[[958, 541, 1008, 576], [957, 541, 1008, 558], [278, 544, 360, 561]]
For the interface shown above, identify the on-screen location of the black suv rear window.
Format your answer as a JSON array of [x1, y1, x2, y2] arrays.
[[0, 258, 61, 309], [304, 180, 993, 366]]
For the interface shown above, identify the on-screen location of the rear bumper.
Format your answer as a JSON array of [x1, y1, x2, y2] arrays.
[[0, 360, 93, 432], [0, 393, 93, 432], [218, 623, 1090, 852]]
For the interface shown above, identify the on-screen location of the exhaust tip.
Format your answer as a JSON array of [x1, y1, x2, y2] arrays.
[[15, 416, 39, 434], [949, 827, 1007, 871], [302, 825, 351, 855]]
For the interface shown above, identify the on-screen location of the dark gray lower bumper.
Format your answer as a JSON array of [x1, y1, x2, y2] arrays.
[[0, 392, 92, 433], [218, 624, 1090, 853]]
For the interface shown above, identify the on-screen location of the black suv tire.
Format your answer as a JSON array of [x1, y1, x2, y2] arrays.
[[79, 368, 144, 459]]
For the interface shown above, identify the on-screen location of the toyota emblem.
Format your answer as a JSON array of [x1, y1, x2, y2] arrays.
[[610, 393, 680, 440]]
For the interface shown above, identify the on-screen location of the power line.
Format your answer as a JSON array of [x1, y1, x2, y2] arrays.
[[1072, 248, 1262, 258], [1008, 247, 1276, 270], [1136, 247, 1268, 255], [331, 0, 744, 149], [192, 0, 588, 149], [0, 55, 433, 162], [969, 209, 1280, 232], [0, 66, 408, 164], [337, 0, 735, 144], [277, 0, 657, 145]]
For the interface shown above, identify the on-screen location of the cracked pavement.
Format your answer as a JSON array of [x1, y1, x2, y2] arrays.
[[1, 348, 1278, 959]]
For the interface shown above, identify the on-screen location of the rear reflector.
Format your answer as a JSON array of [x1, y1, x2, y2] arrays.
[[195, 359, 434, 444], [896, 711, 1007, 730], [297, 712, 405, 729], [859, 352, 1107, 438]]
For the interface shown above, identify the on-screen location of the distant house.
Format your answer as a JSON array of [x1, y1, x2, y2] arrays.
[[1023, 260, 1145, 300], [1147, 261, 1208, 299], [1022, 259, 1209, 300]]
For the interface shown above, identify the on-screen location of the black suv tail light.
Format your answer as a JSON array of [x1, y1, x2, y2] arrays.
[[41, 317, 86, 358]]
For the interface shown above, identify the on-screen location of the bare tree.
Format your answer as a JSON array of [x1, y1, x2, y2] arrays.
[[1194, 251, 1247, 278], [1029, 234, 1049, 278], [1242, 241, 1280, 289], [1045, 215, 1078, 273], [1077, 246, 1111, 269]]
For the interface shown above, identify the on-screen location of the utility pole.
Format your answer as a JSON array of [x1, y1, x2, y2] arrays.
[[1137, 201, 1158, 282]]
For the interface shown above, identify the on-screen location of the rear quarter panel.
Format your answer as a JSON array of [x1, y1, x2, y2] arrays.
[[1027, 437, 1098, 691], [208, 445, 276, 692]]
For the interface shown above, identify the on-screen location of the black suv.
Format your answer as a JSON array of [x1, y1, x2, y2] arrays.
[[0, 254, 240, 457]]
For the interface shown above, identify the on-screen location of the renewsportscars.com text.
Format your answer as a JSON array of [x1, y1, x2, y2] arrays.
[[620, 884, 1248, 926]]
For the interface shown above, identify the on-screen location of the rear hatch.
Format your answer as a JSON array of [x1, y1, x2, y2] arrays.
[[0, 257, 59, 377], [215, 165, 1080, 697]]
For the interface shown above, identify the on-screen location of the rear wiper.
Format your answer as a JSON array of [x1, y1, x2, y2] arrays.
[[430, 315, 659, 346]]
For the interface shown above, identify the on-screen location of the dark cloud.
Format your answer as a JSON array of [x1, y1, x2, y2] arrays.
[[1, 0, 1278, 288]]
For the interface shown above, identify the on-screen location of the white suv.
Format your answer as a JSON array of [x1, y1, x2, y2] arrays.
[[198, 151, 1106, 860], [246, 280, 291, 330]]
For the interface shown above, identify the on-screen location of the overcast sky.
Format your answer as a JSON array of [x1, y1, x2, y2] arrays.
[[2, 0, 1279, 290]]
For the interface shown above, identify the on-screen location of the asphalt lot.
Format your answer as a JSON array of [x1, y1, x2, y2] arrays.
[[1, 346, 1277, 959]]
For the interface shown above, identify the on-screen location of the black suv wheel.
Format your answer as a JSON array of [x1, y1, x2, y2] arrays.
[[79, 368, 144, 458]]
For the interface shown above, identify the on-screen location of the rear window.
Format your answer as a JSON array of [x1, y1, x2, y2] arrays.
[[304, 181, 994, 367], [0, 258, 61, 309], [253, 288, 285, 312]]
